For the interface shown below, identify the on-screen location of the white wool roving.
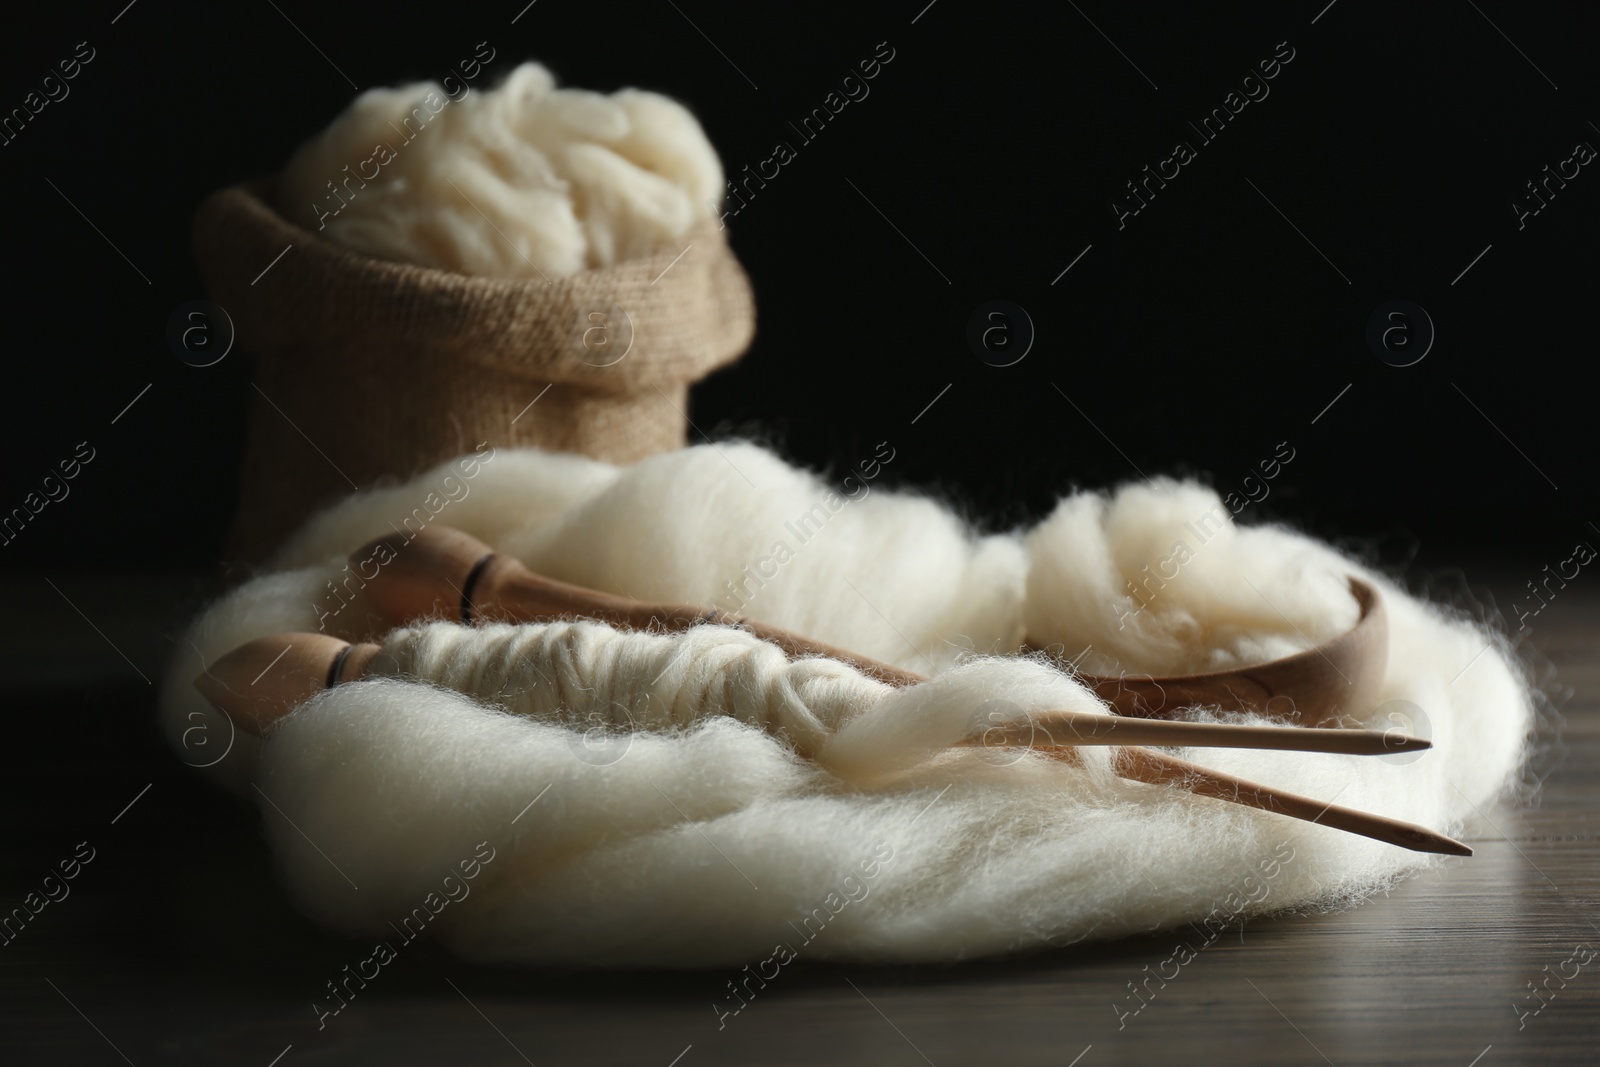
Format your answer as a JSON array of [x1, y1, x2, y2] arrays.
[[162, 444, 1533, 966], [279, 62, 723, 278]]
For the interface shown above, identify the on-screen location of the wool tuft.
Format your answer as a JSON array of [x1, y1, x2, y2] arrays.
[[163, 443, 1534, 966], [279, 61, 723, 279]]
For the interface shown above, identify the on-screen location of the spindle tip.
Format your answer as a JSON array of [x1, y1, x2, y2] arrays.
[[194, 632, 350, 735], [1379, 734, 1433, 754], [1408, 829, 1474, 857]]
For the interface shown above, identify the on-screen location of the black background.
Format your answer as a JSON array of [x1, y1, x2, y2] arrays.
[[1, 0, 1593, 576]]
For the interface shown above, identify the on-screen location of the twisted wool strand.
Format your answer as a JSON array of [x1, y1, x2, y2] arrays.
[[378, 619, 894, 759]]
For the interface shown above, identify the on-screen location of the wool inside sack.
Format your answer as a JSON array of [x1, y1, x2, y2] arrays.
[[279, 61, 723, 278], [162, 443, 1533, 967]]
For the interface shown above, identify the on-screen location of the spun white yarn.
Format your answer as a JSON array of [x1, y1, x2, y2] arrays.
[[279, 62, 723, 279], [161, 443, 1534, 966], [373, 619, 1115, 786], [379, 619, 884, 760]]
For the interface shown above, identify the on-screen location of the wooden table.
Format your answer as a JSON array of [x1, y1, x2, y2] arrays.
[[1, 570, 1593, 1065]]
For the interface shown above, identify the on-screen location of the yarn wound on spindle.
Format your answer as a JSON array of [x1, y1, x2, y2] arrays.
[[382, 619, 883, 758]]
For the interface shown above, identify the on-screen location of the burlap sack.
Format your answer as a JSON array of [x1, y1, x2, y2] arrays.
[[192, 181, 756, 560]]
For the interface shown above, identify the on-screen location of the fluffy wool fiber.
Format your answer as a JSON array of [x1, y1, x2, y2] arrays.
[[279, 62, 722, 278], [162, 444, 1533, 967]]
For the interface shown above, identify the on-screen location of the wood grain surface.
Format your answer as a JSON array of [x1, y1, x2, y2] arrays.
[[1, 569, 1593, 1066]]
